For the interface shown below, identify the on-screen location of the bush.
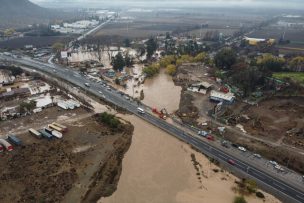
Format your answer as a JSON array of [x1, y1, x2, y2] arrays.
[[98, 112, 121, 129], [256, 191, 265, 199], [233, 196, 247, 203], [166, 64, 177, 76], [245, 179, 257, 194], [159, 55, 176, 67], [143, 63, 160, 77]]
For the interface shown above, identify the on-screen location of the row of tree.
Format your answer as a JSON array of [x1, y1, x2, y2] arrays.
[[215, 48, 304, 73], [111, 52, 134, 71], [143, 52, 211, 77]]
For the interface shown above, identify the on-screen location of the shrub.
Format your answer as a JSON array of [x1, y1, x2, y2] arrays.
[[256, 191, 265, 199], [233, 196, 247, 203], [98, 112, 121, 129], [143, 63, 160, 77], [166, 64, 177, 76]]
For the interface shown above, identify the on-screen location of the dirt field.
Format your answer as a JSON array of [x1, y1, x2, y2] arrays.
[[238, 96, 304, 145], [173, 63, 219, 124], [0, 107, 90, 138], [172, 62, 304, 174], [0, 113, 133, 203], [94, 9, 264, 39]]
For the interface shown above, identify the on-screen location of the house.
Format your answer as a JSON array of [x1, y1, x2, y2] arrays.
[[0, 70, 15, 85], [210, 90, 235, 104], [188, 82, 213, 95], [0, 88, 30, 100]]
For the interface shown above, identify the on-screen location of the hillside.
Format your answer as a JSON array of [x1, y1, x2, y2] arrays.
[[0, 0, 62, 29]]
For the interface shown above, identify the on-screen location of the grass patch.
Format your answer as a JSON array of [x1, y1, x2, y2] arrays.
[[273, 72, 304, 84]]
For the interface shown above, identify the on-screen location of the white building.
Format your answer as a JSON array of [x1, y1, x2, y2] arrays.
[[210, 90, 235, 104]]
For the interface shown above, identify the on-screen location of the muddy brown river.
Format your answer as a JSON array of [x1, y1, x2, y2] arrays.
[[100, 73, 279, 203]]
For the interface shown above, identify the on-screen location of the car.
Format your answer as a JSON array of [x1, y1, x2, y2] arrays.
[[107, 87, 111, 91], [253, 154, 262, 159], [238, 146, 247, 152], [269, 160, 278, 166], [231, 143, 239, 148], [206, 135, 215, 141], [198, 130, 208, 137], [227, 159, 236, 165], [221, 140, 230, 148], [125, 96, 130, 100]]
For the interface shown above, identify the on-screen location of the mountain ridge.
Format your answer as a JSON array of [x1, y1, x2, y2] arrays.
[[0, 0, 58, 29]]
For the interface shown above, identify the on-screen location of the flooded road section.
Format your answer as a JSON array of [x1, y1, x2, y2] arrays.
[[142, 70, 181, 113], [116, 68, 181, 114], [100, 115, 280, 203]]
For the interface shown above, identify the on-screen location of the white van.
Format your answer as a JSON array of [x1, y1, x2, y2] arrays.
[[137, 107, 145, 114]]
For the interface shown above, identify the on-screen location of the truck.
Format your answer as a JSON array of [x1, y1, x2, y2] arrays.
[[51, 130, 63, 139], [38, 129, 53, 140], [52, 122, 67, 132], [8, 135, 22, 146], [48, 124, 63, 132], [29, 128, 42, 138], [45, 127, 53, 134], [0, 139, 13, 151]]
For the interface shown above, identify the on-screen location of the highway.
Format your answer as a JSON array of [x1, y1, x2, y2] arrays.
[[1, 55, 304, 203]]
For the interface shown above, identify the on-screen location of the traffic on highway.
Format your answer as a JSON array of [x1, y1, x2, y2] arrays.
[[1, 54, 304, 203]]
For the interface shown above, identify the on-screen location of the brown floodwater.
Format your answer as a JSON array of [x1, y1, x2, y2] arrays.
[[142, 70, 181, 113], [100, 115, 280, 203]]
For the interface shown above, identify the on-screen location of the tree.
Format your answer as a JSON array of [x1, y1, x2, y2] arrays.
[[4, 28, 15, 38], [19, 100, 37, 114], [112, 52, 125, 71], [98, 112, 121, 129], [194, 52, 210, 64], [166, 64, 177, 76], [245, 179, 257, 194], [233, 196, 247, 203], [124, 54, 134, 67], [214, 48, 237, 69], [257, 54, 285, 73], [231, 66, 265, 97], [115, 78, 120, 85], [289, 56, 304, 72], [146, 37, 157, 59], [52, 42, 64, 53], [159, 55, 176, 68], [140, 90, 144, 100], [124, 38, 131, 47], [143, 63, 160, 77], [175, 55, 195, 66]]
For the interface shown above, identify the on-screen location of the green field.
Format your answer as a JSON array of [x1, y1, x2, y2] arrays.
[[273, 72, 304, 84]]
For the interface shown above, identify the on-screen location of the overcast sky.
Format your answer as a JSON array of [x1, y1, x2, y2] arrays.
[[29, 0, 304, 9]]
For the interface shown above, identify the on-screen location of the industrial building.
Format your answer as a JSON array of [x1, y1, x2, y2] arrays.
[[210, 90, 235, 104], [244, 37, 275, 46]]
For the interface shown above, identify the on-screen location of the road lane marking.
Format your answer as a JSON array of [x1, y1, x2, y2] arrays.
[[296, 195, 304, 201], [272, 182, 286, 191]]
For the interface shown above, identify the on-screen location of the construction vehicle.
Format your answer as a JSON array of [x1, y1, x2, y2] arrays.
[[152, 107, 168, 120]]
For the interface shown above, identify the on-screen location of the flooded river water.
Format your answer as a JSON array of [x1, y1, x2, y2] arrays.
[[100, 73, 279, 203], [100, 115, 279, 203]]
